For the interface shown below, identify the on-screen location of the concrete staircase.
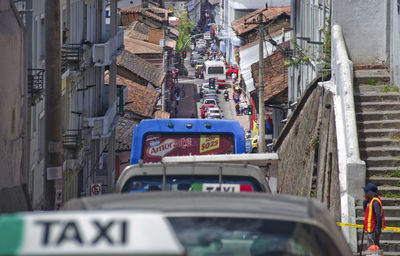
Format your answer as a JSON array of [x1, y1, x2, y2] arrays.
[[354, 69, 400, 255]]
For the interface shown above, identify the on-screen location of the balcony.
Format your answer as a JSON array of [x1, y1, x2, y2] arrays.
[[84, 100, 118, 139], [28, 69, 45, 105], [63, 129, 81, 148], [92, 28, 124, 66], [61, 44, 84, 72]]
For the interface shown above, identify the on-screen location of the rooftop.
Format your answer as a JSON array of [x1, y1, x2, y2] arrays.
[[117, 50, 165, 88], [251, 46, 288, 105], [104, 71, 159, 118], [231, 6, 290, 37]]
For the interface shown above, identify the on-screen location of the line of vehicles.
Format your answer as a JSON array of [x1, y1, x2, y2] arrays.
[[0, 28, 353, 256]]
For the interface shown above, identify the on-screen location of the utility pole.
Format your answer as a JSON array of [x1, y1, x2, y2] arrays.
[[244, 6, 268, 152], [161, 24, 166, 111], [257, 15, 266, 153], [44, 0, 63, 209], [107, 0, 117, 193]]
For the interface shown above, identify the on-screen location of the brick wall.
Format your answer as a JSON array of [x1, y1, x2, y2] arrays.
[[275, 83, 341, 220]]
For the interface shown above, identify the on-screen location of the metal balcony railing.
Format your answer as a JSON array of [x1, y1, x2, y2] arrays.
[[63, 129, 81, 148], [61, 44, 83, 72], [28, 68, 45, 105]]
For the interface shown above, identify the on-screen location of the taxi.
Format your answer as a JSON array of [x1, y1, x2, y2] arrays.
[[0, 210, 184, 256], [63, 192, 353, 256], [114, 162, 271, 193]]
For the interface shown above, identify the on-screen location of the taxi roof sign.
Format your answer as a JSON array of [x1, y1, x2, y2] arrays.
[[0, 211, 184, 256]]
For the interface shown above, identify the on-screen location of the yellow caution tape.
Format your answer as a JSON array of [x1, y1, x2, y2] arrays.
[[337, 222, 400, 232]]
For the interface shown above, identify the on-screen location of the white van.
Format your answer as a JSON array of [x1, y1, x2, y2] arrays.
[[203, 60, 227, 88]]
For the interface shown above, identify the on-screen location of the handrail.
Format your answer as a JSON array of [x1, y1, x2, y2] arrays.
[[329, 24, 365, 253]]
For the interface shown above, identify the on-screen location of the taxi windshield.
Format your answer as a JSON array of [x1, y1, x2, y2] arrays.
[[121, 175, 262, 192], [168, 217, 341, 256]]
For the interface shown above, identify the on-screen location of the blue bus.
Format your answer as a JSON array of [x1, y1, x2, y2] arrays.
[[130, 119, 245, 165]]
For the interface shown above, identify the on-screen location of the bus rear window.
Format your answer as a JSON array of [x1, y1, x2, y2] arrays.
[[207, 67, 224, 74], [121, 175, 263, 193], [142, 133, 234, 163]]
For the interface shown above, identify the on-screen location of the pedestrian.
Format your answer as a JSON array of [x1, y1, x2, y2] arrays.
[[363, 183, 386, 249], [190, 113, 195, 118], [235, 103, 240, 115], [181, 85, 185, 98], [175, 86, 180, 97]]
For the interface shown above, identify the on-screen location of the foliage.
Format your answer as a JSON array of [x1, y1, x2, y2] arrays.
[[381, 84, 399, 93], [368, 79, 376, 86], [382, 192, 400, 198], [284, 18, 331, 77], [175, 9, 195, 55]]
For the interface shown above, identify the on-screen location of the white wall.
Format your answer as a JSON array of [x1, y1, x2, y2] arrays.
[[390, 0, 400, 87], [332, 0, 388, 65]]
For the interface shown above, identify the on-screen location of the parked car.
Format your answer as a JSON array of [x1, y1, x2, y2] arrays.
[[200, 103, 216, 118], [226, 64, 239, 77], [63, 192, 353, 256]]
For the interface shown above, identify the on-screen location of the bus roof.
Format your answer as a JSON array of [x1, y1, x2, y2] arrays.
[[0, 211, 184, 256]]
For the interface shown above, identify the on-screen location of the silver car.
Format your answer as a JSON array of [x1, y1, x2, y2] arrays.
[[63, 192, 353, 256]]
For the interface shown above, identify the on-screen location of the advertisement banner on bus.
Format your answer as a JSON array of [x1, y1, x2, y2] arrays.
[[143, 134, 234, 163]]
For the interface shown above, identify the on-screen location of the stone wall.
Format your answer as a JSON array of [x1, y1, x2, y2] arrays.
[[273, 80, 341, 220]]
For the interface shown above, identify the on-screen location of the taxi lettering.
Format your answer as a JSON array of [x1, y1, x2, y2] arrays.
[[35, 219, 127, 246]]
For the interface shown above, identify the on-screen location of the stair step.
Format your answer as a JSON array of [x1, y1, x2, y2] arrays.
[[356, 205, 400, 217], [356, 111, 400, 122], [358, 240, 400, 252], [360, 147, 400, 158], [359, 138, 400, 148], [354, 94, 400, 103], [355, 102, 400, 112], [357, 120, 400, 130], [354, 69, 390, 85], [364, 157, 400, 168], [357, 229, 400, 240], [367, 177, 400, 186], [358, 129, 400, 139]]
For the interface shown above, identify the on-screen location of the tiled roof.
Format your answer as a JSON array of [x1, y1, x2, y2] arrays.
[[154, 110, 170, 119], [251, 47, 288, 104], [120, 4, 168, 23], [130, 20, 149, 35], [124, 37, 162, 54], [239, 29, 289, 51], [104, 71, 159, 118], [117, 50, 165, 88], [116, 117, 139, 151], [124, 28, 148, 41], [169, 28, 179, 37], [208, 0, 219, 5], [231, 6, 290, 36]]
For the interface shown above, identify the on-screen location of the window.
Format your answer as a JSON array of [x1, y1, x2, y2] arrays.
[[40, 18, 45, 60], [207, 66, 224, 74], [122, 175, 262, 193], [168, 217, 342, 256]]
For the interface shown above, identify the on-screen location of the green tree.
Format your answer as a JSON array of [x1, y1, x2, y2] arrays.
[[175, 10, 195, 56]]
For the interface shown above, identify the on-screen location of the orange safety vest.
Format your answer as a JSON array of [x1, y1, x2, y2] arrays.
[[364, 196, 386, 232]]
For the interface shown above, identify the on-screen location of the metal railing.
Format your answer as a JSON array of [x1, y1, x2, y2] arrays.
[[63, 129, 81, 148], [28, 68, 45, 105], [61, 44, 83, 72]]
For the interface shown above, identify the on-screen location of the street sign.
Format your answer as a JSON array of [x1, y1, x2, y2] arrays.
[[90, 184, 102, 196], [245, 140, 252, 153]]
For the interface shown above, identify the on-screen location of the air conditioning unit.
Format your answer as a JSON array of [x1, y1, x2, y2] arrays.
[[92, 42, 111, 66]]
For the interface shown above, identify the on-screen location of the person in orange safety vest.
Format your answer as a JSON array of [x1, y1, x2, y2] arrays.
[[363, 182, 386, 248]]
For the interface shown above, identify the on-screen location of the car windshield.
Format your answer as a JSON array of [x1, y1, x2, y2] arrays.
[[121, 175, 262, 192], [168, 217, 341, 256]]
